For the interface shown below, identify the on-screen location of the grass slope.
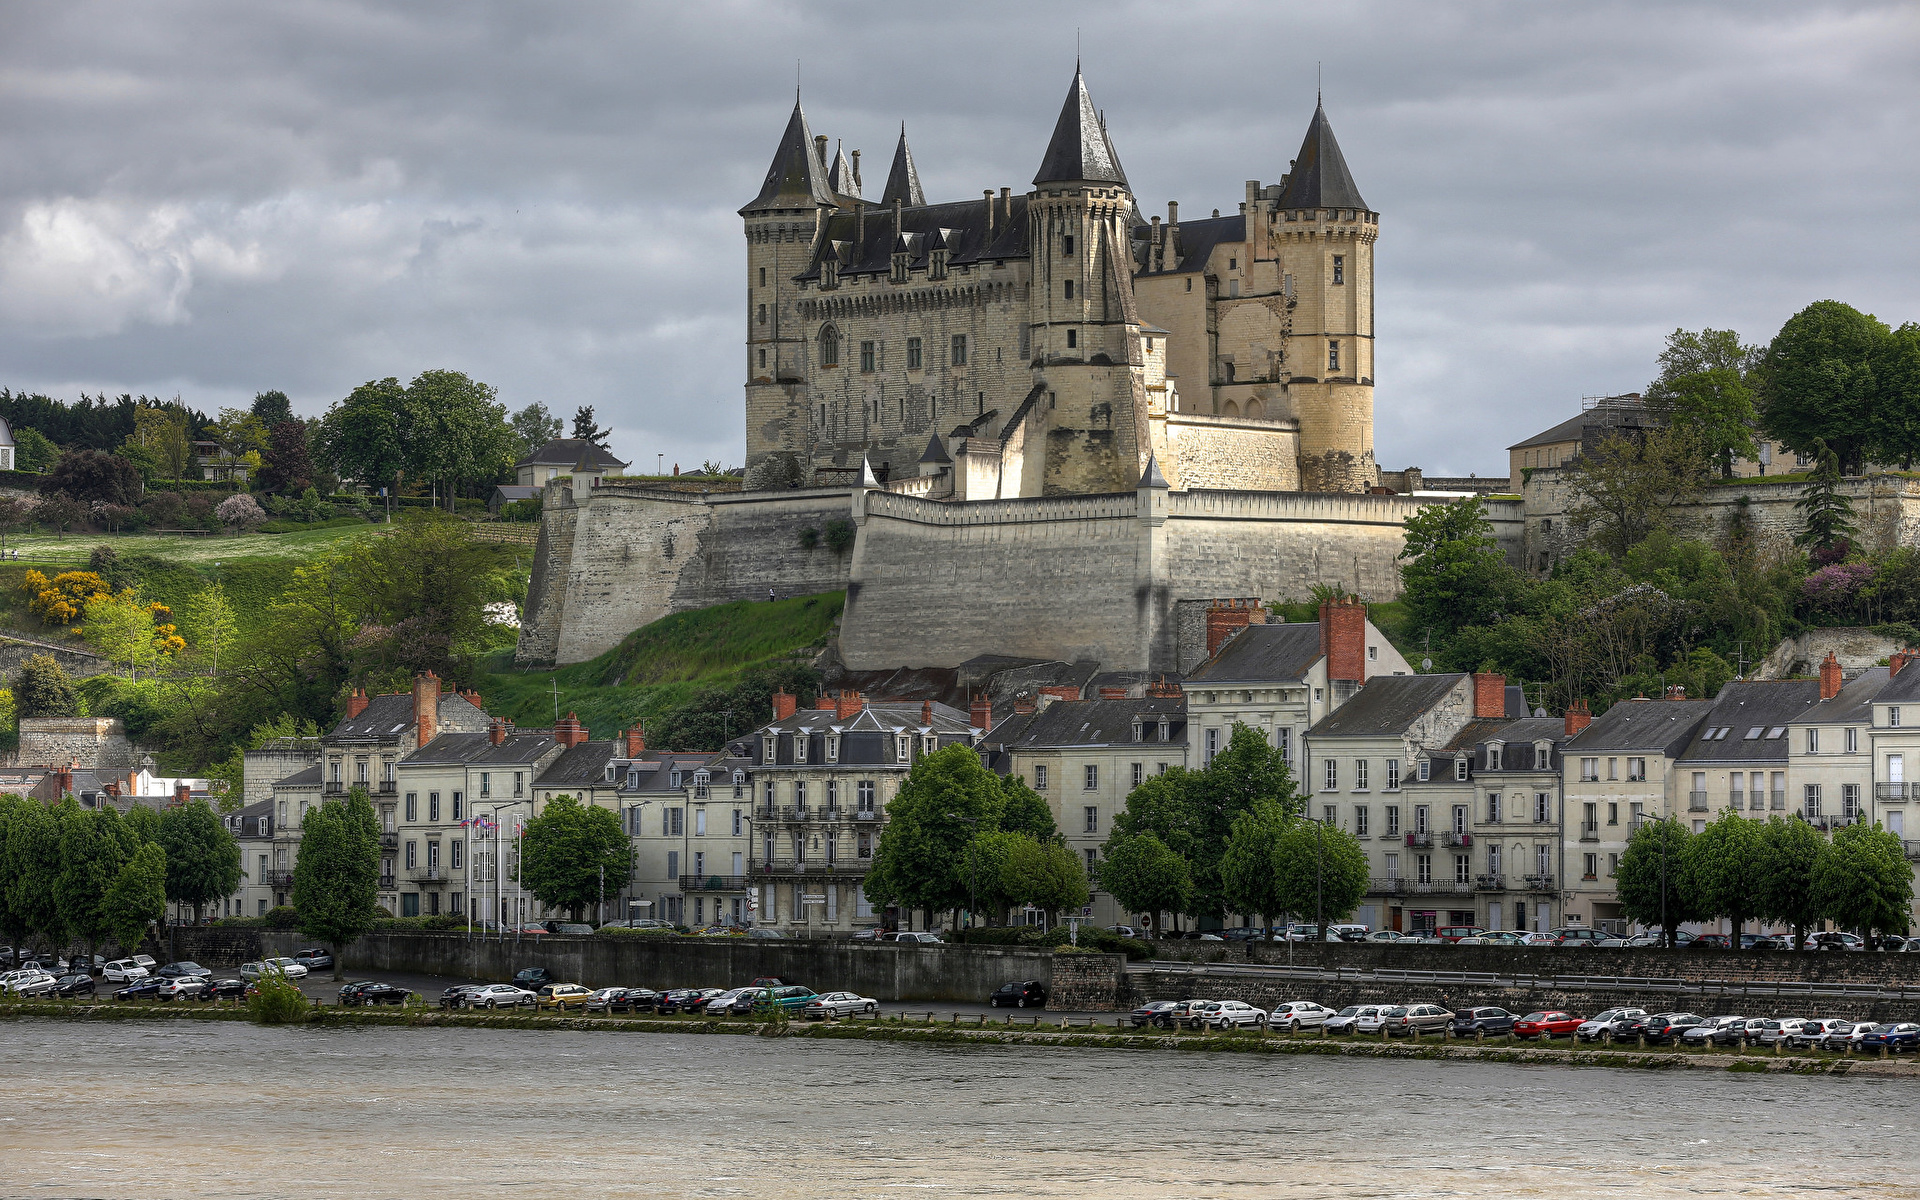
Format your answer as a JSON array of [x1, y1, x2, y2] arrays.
[[482, 592, 843, 739]]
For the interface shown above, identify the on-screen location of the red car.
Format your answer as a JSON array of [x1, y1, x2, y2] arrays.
[[1513, 1010, 1584, 1039]]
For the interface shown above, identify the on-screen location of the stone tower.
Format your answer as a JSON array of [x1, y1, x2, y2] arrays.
[[1025, 67, 1150, 496], [1270, 100, 1378, 493], [741, 94, 836, 489]]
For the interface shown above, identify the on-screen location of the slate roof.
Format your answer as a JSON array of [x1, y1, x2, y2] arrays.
[[800, 194, 1031, 280], [1308, 673, 1466, 739], [986, 697, 1186, 750], [538, 740, 620, 788], [1564, 699, 1714, 755], [763, 701, 974, 737], [1132, 214, 1245, 277], [401, 730, 558, 767], [1275, 101, 1368, 211], [517, 438, 629, 471], [880, 125, 925, 207], [1680, 681, 1822, 763], [1506, 396, 1650, 452], [829, 141, 861, 201], [1186, 623, 1322, 685], [1033, 67, 1127, 187], [742, 96, 836, 212], [274, 764, 322, 788], [1799, 666, 1890, 725], [326, 692, 486, 746], [1869, 662, 1920, 705]]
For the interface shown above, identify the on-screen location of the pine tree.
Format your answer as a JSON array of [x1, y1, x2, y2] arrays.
[[1794, 439, 1857, 560]]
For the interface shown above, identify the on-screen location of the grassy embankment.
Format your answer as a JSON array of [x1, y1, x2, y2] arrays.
[[479, 591, 845, 739]]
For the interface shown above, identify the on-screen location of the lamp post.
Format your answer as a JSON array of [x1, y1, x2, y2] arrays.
[[947, 813, 979, 934]]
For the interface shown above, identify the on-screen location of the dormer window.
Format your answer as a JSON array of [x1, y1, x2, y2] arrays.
[[1486, 744, 1502, 771], [1417, 758, 1431, 782], [605, 766, 616, 782], [763, 735, 777, 762], [896, 734, 911, 763], [923, 734, 937, 756], [1454, 758, 1469, 782], [821, 258, 839, 289], [891, 248, 911, 283], [670, 770, 682, 789], [795, 735, 808, 764], [1534, 743, 1549, 770]]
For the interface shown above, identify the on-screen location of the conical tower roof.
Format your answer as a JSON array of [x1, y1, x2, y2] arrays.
[[742, 95, 836, 213], [1033, 66, 1128, 187], [880, 124, 925, 207], [1275, 100, 1368, 211], [828, 139, 861, 200]]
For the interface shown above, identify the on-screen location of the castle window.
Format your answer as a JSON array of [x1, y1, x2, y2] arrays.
[[1333, 255, 1345, 284], [1064, 280, 1074, 301], [1228, 257, 1237, 270], [860, 341, 875, 373], [1062, 233, 1074, 255], [758, 349, 767, 369], [1066, 330, 1077, 349], [819, 328, 839, 367], [759, 267, 767, 287], [951, 335, 967, 366], [1328, 340, 1340, 371], [757, 304, 766, 325], [907, 338, 922, 370], [1185, 278, 1192, 292]]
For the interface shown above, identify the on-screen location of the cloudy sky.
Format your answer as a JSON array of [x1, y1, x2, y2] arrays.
[[1, 1, 1914, 475]]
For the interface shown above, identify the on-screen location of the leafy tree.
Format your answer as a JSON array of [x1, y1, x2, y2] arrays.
[[998, 835, 1089, 921], [1271, 818, 1369, 930], [25, 568, 109, 625], [155, 801, 242, 924], [1220, 798, 1290, 933], [251, 389, 295, 430], [996, 775, 1057, 841], [1398, 497, 1524, 642], [1754, 815, 1825, 949], [518, 794, 631, 922], [122, 406, 192, 478], [1870, 323, 1920, 468], [1182, 723, 1300, 921], [1567, 428, 1711, 557], [1615, 817, 1699, 945], [317, 377, 410, 493], [13, 425, 59, 472], [403, 370, 515, 508], [121, 803, 160, 847], [1108, 770, 1198, 862], [40, 448, 142, 506], [83, 588, 161, 679], [1812, 822, 1913, 947], [1644, 327, 1762, 476], [183, 583, 240, 677], [256, 420, 315, 496], [216, 492, 267, 531], [1756, 300, 1889, 475], [14, 653, 77, 717], [863, 743, 1007, 923], [55, 802, 137, 955], [0, 796, 64, 948], [291, 787, 382, 980], [645, 663, 820, 751], [1683, 810, 1764, 946], [1794, 439, 1857, 561], [572, 405, 611, 446], [340, 513, 510, 683], [509, 402, 565, 460], [1096, 831, 1192, 934], [101, 842, 167, 955]]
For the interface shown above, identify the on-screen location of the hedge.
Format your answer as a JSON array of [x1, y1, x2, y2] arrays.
[[257, 516, 372, 534]]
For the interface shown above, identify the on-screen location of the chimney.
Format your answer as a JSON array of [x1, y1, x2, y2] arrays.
[[1893, 650, 1913, 678], [921, 699, 933, 726], [412, 672, 440, 747], [999, 186, 1011, 224], [771, 691, 799, 722], [1321, 595, 1366, 683], [1147, 675, 1183, 698], [1168, 200, 1179, 226], [552, 712, 587, 749], [1205, 599, 1261, 658], [834, 689, 865, 720], [1039, 685, 1081, 708], [173, 782, 192, 807], [55, 766, 73, 798], [815, 694, 837, 711], [984, 189, 995, 235], [1099, 686, 1127, 699], [969, 693, 993, 730], [1820, 652, 1843, 700], [1012, 693, 1037, 715], [1473, 672, 1507, 719], [1564, 700, 1592, 737], [105, 781, 121, 798], [346, 687, 369, 719], [625, 724, 646, 757], [1666, 684, 1688, 700], [813, 133, 828, 167], [850, 148, 862, 190]]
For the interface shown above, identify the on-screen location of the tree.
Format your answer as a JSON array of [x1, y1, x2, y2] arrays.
[[1399, 498, 1525, 642], [317, 377, 410, 491], [1271, 818, 1369, 931], [24, 569, 109, 625], [1794, 439, 1857, 561], [251, 389, 295, 430], [216, 492, 266, 532], [0, 796, 64, 948], [55, 802, 137, 956], [290, 788, 382, 980], [998, 835, 1089, 922], [13, 425, 59, 472], [1651, 369, 1758, 477], [1812, 822, 1913, 947], [208, 408, 269, 459], [1096, 832, 1192, 934], [340, 513, 508, 683], [1220, 798, 1290, 934], [1870, 323, 1920, 468], [1684, 810, 1764, 946], [1757, 300, 1889, 475], [15, 653, 77, 717], [1615, 817, 1699, 946], [155, 801, 242, 925], [572, 405, 611, 446], [40, 448, 141, 506], [183, 583, 240, 677], [1181, 723, 1301, 921], [255, 420, 315, 496], [996, 775, 1057, 841], [510, 402, 565, 460], [1754, 815, 1825, 950], [517, 794, 631, 922], [1567, 427, 1711, 557], [403, 370, 515, 509], [101, 842, 167, 956], [83, 588, 161, 679], [122, 406, 192, 478], [864, 743, 1007, 923]]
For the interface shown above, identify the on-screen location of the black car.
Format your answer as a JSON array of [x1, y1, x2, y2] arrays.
[[440, 984, 486, 1009], [157, 961, 212, 979], [294, 948, 334, 971], [196, 978, 248, 1002], [511, 967, 557, 991], [114, 976, 167, 1002], [1450, 1007, 1517, 1037], [1633, 1012, 1706, 1044], [653, 987, 709, 1015], [338, 981, 410, 1006], [1129, 1000, 1181, 1028], [53, 973, 95, 998], [988, 980, 1048, 1009]]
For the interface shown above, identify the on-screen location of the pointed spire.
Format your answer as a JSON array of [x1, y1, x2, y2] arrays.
[[881, 123, 925, 208], [1138, 451, 1168, 489], [919, 431, 951, 465], [1275, 100, 1368, 211], [1033, 65, 1127, 187], [829, 139, 861, 200], [859, 453, 882, 488], [741, 95, 836, 213]]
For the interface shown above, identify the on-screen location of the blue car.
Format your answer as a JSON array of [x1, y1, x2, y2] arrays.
[[1857, 1023, 1920, 1053]]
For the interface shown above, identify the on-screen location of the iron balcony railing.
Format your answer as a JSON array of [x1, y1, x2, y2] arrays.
[[1769, 790, 1787, 808], [264, 871, 296, 888], [376, 781, 397, 795], [378, 874, 396, 889], [1474, 873, 1506, 891], [1370, 877, 1404, 894], [756, 858, 871, 877], [410, 866, 445, 882], [1687, 791, 1709, 812], [1523, 874, 1556, 891], [1904, 840, 1920, 862], [1878, 783, 1910, 801], [379, 833, 398, 850], [1441, 831, 1472, 847], [678, 874, 750, 891], [1404, 832, 1433, 848]]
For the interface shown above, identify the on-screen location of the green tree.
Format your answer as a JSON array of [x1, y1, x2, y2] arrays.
[[1754, 815, 1825, 950], [1095, 832, 1192, 934], [1870, 323, 1920, 468], [290, 787, 382, 980], [1794, 439, 1857, 558], [121, 803, 160, 847], [1182, 723, 1300, 921], [1566, 427, 1711, 557], [509, 402, 565, 460], [317, 377, 410, 493], [1652, 369, 1758, 477], [251, 389, 295, 430], [55, 802, 137, 955], [83, 588, 160, 679], [518, 794, 631, 922], [342, 513, 507, 683], [14, 425, 59, 472], [403, 370, 515, 509], [999, 835, 1090, 921], [1757, 300, 1889, 475], [1108, 769, 1199, 863], [1683, 810, 1764, 946], [1398, 498, 1523, 642], [1812, 822, 1913, 947], [1271, 818, 1369, 931], [864, 743, 1007, 925], [0, 796, 64, 947], [101, 842, 167, 956], [15, 653, 78, 718], [122, 406, 192, 478], [1219, 798, 1290, 934], [572, 405, 611, 446], [182, 582, 240, 677], [996, 775, 1058, 841], [1615, 817, 1699, 946], [156, 801, 242, 925]]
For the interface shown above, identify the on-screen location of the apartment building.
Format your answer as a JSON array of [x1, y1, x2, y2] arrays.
[[225, 799, 276, 919], [1789, 660, 1885, 833]]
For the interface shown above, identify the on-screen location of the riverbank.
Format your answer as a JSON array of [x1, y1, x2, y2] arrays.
[[7, 1001, 1915, 1079]]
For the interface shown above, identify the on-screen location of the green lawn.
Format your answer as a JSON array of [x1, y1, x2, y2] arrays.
[[1, 522, 389, 568]]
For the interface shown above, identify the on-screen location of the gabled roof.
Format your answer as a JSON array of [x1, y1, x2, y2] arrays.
[[537, 740, 621, 788], [1308, 673, 1466, 739], [1186, 623, 1323, 685], [1565, 699, 1714, 755], [1033, 66, 1128, 187], [988, 697, 1186, 750], [1275, 100, 1367, 211], [273, 764, 323, 788], [518, 438, 629, 470], [741, 96, 835, 213], [1870, 662, 1920, 705], [1680, 681, 1822, 763], [880, 124, 924, 207], [1131, 214, 1246, 277], [800, 194, 1030, 280], [919, 432, 951, 465], [1799, 666, 1891, 725], [828, 140, 861, 201]]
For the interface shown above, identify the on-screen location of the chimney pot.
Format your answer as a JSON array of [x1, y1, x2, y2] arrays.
[[969, 693, 993, 730], [834, 689, 865, 721], [1012, 694, 1036, 715], [1206, 599, 1261, 658], [1099, 686, 1127, 699], [1564, 699, 1592, 737], [346, 687, 369, 719], [921, 699, 933, 725]]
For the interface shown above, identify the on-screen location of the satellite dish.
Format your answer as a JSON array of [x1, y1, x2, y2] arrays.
[[1421, 658, 1433, 671]]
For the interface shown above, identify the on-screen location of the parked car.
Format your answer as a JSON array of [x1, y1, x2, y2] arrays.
[[804, 991, 880, 1019], [1808, 931, 1867, 952], [338, 981, 410, 1006], [1858, 1023, 1920, 1053], [1691, 934, 1733, 950], [1386, 1004, 1453, 1036], [262, 957, 309, 978], [1751, 1018, 1812, 1047], [131, 954, 158, 973], [157, 961, 212, 979], [745, 928, 786, 939], [157, 976, 209, 1001], [1435, 926, 1487, 943], [8, 971, 56, 998], [440, 984, 485, 1009], [1513, 1011, 1583, 1039], [1107, 925, 1140, 938], [1270, 1001, 1336, 1032], [1476, 932, 1531, 947], [1364, 930, 1405, 943], [113, 976, 167, 1001], [102, 959, 149, 983], [1323, 1005, 1377, 1035], [52, 972, 96, 998], [1678, 1015, 1746, 1046], [463, 984, 535, 1010], [293, 949, 334, 971], [1450, 1007, 1517, 1036], [1784, 1018, 1851, 1049], [989, 980, 1049, 1009], [653, 988, 709, 1014], [682, 988, 734, 1013], [196, 978, 248, 1002], [1356, 1005, 1401, 1035], [584, 987, 641, 1013], [1328, 924, 1372, 942], [1575, 1009, 1649, 1042], [535, 983, 594, 1011], [511, 967, 557, 991], [542, 921, 596, 935], [0, 969, 53, 995], [1819, 1021, 1874, 1051], [1129, 1000, 1183, 1029], [1279, 924, 1325, 942], [1195, 1000, 1269, 1030], [893, 931, 945, 944], [1633, 1013, 1706, 1044], [1546, 928, 1610, 948]]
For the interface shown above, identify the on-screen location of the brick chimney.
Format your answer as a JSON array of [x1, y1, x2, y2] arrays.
[[921, 699, 933, 725], [1039, 685, 1081, 708], [1893, 649, 1913, 678], [834, 689, 865, 720], [625, 724, 646, 757], [412, 672, 440, 747], [1098, 686, 1127, 699], [1012, 693, 1037, 715], [969, 693, 993, 730], [552, 712, 587, 748], [488, 717, 508, 746], [105, 780, 121, 798], [815, 694, 837, 711], [173, 782, 192, 807], [345, 687, 369, 719], [1205, 599, 1263, 658], [1564, 699, 1592, 737], [1820, 651, 1843, 700], [1320, 595, 1366, 683], [1473, 672, 1507, 719], [1665, 684, 1688, 700], [1147, 675, 1183, 698], [771, 691, 798, 721], [54, 766, 73, 798]]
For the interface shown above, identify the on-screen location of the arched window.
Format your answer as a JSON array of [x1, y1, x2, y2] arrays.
[[1222, 400, 1240, 418], [819, 326, 840, 367], [1244, 398, 1264, 420]]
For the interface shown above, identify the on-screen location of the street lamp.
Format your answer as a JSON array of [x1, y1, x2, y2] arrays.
[[947, 813, 979, 934]]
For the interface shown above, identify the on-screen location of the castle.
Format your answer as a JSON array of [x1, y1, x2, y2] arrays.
[[519, 68, 1522, 674]]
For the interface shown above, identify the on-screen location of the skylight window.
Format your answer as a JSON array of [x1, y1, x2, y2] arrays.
[[1766, 726, 1786, 739], [1745, 727, 1764, 740]]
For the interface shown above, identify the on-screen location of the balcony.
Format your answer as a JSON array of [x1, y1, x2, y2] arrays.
[[1878, 783, 1910, 802], [324, 782, 346, 795], [1579, 822, 1599, 842], [755, 858, 870, 879], [1905, 840, 1920, 862], [678, 874, 750, 891], [1404, 831, 1433, 848], [1729, 793, 1745, 809], [378, 874, 396, 890], [379, 833, 398, 851], [1687, 791, 1709, 812], [852, 808, 879, 822], [1523, 874, 1556, 891], [409, 866, 446, 883], [1442, 830, 1472, 847], [377, 781, 397, 795], [1370, 877, 1404, 894], [264, 871, 296, 888], [1474, 873, 1506, 891]]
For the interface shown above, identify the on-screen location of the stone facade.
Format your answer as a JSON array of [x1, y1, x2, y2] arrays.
[[17, 717, 134, 770], [242, 737, 321, 807]]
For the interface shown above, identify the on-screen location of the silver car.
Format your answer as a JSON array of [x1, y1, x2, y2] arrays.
[[1, 969, 55, 997], [1323, 1005, 1377, 1034], [1385, 1003, 1453, 1036], [464, 984, 536, 1010], [803, 991, 879, 1019]]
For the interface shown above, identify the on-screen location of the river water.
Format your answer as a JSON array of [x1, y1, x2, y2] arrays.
[[1, 1022, 1915, 1198]]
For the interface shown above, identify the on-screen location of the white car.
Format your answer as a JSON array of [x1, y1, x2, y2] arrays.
[[102, 959, 149, 983], [132, 954, 158, 973], [804, 991, 880, 1019], [892, 931, 944, 944], [1, 969, 54, 996], [1364, 930, 1404, 943], [238, 961, 288, 981], [463, 984, 536, 1010], [1576, 1008, 1649, 1042], [1679, 1015, 1747, 1045], [1196, 1000, 1268, 1030], [262, 956, 309, 978], [1356, 1006, 1401, 1035], [1270, 1001, 1336, 1032], [1323, 1005, 1378, 1034]]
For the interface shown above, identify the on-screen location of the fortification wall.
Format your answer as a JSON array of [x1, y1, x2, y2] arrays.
[[18, 717, 133, 769]]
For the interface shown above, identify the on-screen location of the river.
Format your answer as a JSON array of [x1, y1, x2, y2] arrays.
[[1, 1022, 1914, 1198]]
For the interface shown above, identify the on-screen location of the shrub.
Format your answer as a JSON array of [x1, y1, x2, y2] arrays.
[[797, 526, 819, 550], [596, 926, 675, 938], [823, 517, 856, 554], [247, 973, 311, 1024], [1803, 561, 1874, 616], [262, 904, 301, 930], [217, 493, 267, 532], [501, 498, 542, 522]]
